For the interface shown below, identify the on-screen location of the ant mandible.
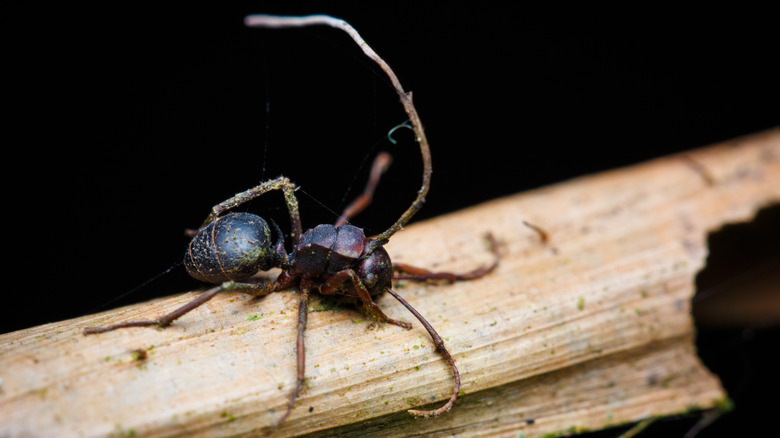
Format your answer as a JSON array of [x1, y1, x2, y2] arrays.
[[84, 14, 499, 426]]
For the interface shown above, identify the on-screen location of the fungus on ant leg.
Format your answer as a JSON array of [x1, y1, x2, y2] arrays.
[[84, 14, 499, 425]]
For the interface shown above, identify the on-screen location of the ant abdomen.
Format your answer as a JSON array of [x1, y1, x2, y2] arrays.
[[184, 212, 275, 283]]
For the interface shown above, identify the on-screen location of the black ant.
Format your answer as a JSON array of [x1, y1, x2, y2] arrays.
[[84, 14, 499, 425]]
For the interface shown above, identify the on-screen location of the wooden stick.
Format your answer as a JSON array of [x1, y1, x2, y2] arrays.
[[1, 129, 777, 437]]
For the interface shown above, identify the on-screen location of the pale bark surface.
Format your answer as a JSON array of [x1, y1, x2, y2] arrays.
[[1, 129, 778, 437]]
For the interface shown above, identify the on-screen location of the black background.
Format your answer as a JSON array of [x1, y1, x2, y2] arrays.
[[3, 3, 778, 437]]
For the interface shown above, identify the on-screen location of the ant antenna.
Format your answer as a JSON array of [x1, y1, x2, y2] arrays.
[[243, 15, 432, 255]]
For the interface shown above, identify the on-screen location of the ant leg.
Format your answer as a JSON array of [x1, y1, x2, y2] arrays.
[[334, 152, 393, 227], [393, 233, 500, 282], [386, 289, 460, 417], [319, 272, 458, 415], [193, 176, 303, 245], [319, 270, 412, 330], [83, 281, 276, 335], [276, 283, 311, 426]]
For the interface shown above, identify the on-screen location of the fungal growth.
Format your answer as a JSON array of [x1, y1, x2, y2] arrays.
[[85, 14, 499, 426]]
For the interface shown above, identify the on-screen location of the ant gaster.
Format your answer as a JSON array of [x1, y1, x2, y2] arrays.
[[84, 14, 499, 426]]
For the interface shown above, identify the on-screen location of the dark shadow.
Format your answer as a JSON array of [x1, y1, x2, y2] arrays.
[[691, 203, 780, 437], [537, 204, 780, 438]]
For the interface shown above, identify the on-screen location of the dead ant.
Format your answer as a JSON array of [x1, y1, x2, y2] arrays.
[[84, 14, 499, 425]]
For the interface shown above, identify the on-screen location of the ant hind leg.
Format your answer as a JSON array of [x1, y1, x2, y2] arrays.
[[197, 176, 303, 245], [83, 281, 277, 335]]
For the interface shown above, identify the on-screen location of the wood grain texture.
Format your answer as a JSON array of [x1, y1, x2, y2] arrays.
[[1, 129, 778, 438]]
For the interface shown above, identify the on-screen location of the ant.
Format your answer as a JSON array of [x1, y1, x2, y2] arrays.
[[84, 14, 499, 425]]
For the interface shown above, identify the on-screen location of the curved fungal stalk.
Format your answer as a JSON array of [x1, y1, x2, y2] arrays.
[[243, 14, 432, 253]]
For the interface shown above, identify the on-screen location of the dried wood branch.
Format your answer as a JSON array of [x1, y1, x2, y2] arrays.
[[2, 128, 778, 437]]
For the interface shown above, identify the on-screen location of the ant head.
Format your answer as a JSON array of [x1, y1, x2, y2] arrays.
[[356, 246, 393, 294]]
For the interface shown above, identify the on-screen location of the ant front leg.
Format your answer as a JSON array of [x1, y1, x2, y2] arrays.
[[83, 281, 278, 335], [319, 271, 462, 417], [319, 270, 412, 329], [393, 233, 500, 282], [319, 271, 459, 417]]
